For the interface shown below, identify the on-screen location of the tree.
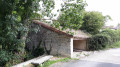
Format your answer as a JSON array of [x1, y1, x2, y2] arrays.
[[80, 11, 111, 34], [0, 0, 55, 66], [57, 0, 87, 30], [0, 0, 87, 66], [0, 0, 55, 50]]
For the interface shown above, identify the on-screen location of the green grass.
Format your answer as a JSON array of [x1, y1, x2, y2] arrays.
[[0, 45, 2, 49], [39, 58, 71, 67], [111, 41, 120, 48], [105, 41, 120, 49]]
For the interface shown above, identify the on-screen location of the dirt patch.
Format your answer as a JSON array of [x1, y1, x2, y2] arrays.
[[49, 56, 67, 61]]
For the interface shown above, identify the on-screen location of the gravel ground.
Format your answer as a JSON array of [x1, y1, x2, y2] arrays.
[[50, 50, 96, 67]]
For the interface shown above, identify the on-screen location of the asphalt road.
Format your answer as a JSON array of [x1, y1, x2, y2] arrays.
[[50, 48, 120, 67], [66, 48, 120, 67], [81, 48, 120, 64], [63, 60, 120, 67]]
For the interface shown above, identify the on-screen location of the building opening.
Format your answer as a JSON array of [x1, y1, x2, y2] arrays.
[[73, 40, 87, 52]]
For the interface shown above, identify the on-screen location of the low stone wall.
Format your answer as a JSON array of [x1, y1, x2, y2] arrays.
[[26, 23, 73, 57], [12, 55, 53, 67]]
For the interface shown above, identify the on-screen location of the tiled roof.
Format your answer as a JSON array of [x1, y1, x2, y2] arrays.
[[32, 20, 89, 40]]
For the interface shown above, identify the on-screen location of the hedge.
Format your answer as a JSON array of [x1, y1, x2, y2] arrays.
[[88, 34, 110, 50], [88, 29, 120, 50]]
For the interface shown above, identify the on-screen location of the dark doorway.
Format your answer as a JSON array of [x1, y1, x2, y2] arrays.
[[73, 40, 87, 51]]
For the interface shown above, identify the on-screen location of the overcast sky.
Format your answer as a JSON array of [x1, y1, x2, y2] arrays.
[[54, 0, 120, 27], [84, 0, 120, 27]]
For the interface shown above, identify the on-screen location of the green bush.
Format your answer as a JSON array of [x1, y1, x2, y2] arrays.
[[88, 29, 120, 50], [88, 34, 110, 50], [24, 46, 44, 61], [25, 45, 45, 59], [101, 29, 118, 43], [115, 30, 120, 41], [106, 41, 120, 48], [32, 47, 45, 57], [0, 50, 31, 67], [0, 50, 12, 67]]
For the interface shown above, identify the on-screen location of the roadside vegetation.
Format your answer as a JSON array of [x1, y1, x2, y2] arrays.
[[24, 57, 74, 67], [105, 41, 120, 49], [39, 58, 72, 67], [88, 29, 120, 50]]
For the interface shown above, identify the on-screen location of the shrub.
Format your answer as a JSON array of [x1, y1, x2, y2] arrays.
[[23, 51, 34, 61], [88, 34, 110, 50], [32, 47, 45, 57], [101, 29, 118, 43], [0, 50, 12, 66], [88, 29, 120, 50], [25, 45, 45, 59], [24, 46, 45, 61], [116, 30, 120, 41]]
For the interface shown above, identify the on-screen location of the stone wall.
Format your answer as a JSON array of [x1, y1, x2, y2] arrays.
[[26, 23, 73, 57]]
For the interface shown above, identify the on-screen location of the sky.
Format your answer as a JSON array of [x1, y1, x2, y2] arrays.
[[54, 0, 120, 27], [83, 0, 120, 27]]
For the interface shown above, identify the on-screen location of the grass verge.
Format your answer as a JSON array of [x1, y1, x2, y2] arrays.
[[39, 58, 72, 67], [105, 41, 120, 49]]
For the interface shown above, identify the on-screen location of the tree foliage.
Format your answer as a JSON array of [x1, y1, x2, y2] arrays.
[[0, 0, 88, 66], [88, 29, 120, 50], [80, 11, 111, 34], [101, 29, 119, 43], [0, 0, 55, 50], [0, 0, 55, 66], [88, 34, 110, 50], [58, 0, 87, 30]]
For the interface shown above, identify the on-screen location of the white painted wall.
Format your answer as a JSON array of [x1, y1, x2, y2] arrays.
[[70, 38, 73, 58]]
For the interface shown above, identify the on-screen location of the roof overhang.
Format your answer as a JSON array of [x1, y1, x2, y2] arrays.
[[32, 20, 73, 37], [32, 20, 89, 40]]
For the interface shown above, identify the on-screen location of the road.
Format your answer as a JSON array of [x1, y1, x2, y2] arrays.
[[63, 60, 120, 67], [50, 48, 120, 67]]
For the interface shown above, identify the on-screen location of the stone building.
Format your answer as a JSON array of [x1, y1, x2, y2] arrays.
[[26, 20, 89, 58]]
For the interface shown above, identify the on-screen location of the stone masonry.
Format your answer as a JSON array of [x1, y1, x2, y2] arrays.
[[26, 23, 73, 57]]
